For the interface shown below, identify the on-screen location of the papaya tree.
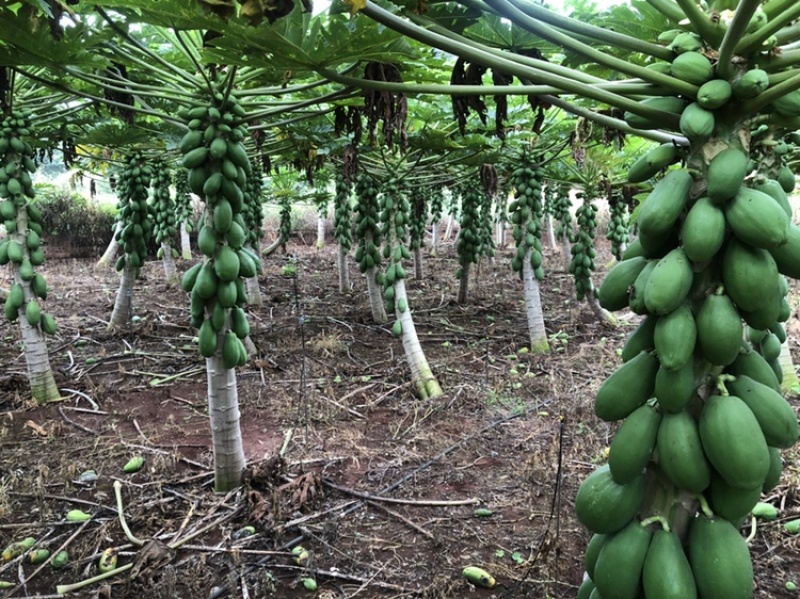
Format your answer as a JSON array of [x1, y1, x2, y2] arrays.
[[174, 169, 195, 261], [151, 158, 179, 285], [342, 0, 800, 596], [507, 151, 549, 353], [108, 150, 153, 328], [379, 173, 442, 399], [0, 106, 60, 404]]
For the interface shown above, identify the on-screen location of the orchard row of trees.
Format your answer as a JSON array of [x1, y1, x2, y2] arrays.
[[3, 1, 800, 597]]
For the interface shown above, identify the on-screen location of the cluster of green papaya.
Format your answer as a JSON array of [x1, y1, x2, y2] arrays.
[[352, 173, 383, 274], [407, 188, 428, 256], [379, 178, 411, 336], [455, 185, 484, 280], [549, 184, 573, 242], [113, 150, 153, 274], [278, 196, 292, 247], [428, 185, 444, 229], [606, 194, 628, 261], [241, 159, 264, 250], [177, 88, 260, 368], [508, 161, 545, 280], [0, 111, 55, 334], [150, 159, 178, 260], [583, 153, 799, 597], [476, 183, 495, 259], [173, 169, 195, 236], [568, 193, 598, 300], [333, 172, 354, 252]]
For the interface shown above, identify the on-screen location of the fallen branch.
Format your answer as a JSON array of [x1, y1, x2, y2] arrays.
[[58, 407, 99, 436], [270, 563, 416, 594], [60, 388, 100, 411], [324, 480, 480, 506], [366, 500, 436, 541]]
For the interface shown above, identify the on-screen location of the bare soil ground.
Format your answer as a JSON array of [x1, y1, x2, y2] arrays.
[[0, 236, 798, 599]]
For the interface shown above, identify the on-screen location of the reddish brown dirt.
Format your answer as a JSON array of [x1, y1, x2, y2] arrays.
[[0, 238, 798, 599]]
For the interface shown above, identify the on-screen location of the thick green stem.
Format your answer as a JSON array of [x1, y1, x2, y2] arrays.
[[16, 68, 185, 125], [96, 8, 202, 87], [476, 0, 673, 60], [644, 0, 688, 23], [317, 67, 671, 97], [361, 2, 694, 119], [673, 0, 724, 46], [735, 2, 800, 55], [542, 94, 687, 145], [66, 67, 203, 102], [472, 0, 699, 96], [764, 0, 798, 20], [716, 0, 763, 80]]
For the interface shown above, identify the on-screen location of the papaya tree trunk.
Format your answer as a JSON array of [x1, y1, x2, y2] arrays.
[[560, 231, 572, 272], [430, 220, 440, 256], [546, 215, 557, 250], [316, 213, 326, 249], [161, 242, 179, 286], [585, 279, 616, 325], [522, 250, 550, 354], [365, 264, 387, 323], [338, 243, 351, 293], [262, 235, 282, 258], [108, 259, 136, 329], [180, 221, 192, 260], [457, 261, 471, 304], [779, 341, 799, 393], [444, 213, 455, 242], [206, 353, 246, 492], [19, 314, 60, 404], [245, 276, 262, 306], [413, 246, 423, 280], [394, 278, 442, 399], [96, 222, 121, 269]]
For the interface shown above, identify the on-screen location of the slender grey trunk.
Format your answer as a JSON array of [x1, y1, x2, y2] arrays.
[[779, 340, 799, 393], [522, 250, 550, 354], [365, 265, 387, 323], [19, 315, 60, 404], [586, 279, 616, 325], [180, 221, 192, 260], [444, 214, 455, 242], [108, 259, 136, 329], [206, 353, 246, 492], [245, 276, 262, 306], [413, 247, 423, 280], [430, 220, 440, 256], [546, 215, 557, 250], [316, 214, 326, 249], [161, 242, 179, 286], [96, 222, 121, 269], [457, 262, 471, 304], [338, 244, 351, 293], [394, 279, 443, 399]]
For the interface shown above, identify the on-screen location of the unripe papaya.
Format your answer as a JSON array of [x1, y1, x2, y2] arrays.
[[707, 147, 749, 205], [670, 51, 713, 85], [697, 79, 732, 109]]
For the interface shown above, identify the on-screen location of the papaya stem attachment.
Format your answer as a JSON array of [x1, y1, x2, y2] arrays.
[[744, 515, 758, 544], [715, 374, 736, 396], [698, 495, 715, 518], [640, 515, 671, 532]]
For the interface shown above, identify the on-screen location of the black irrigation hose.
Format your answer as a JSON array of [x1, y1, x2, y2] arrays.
[[209, 396, 557, 599], [498, 415, 566, 598]]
